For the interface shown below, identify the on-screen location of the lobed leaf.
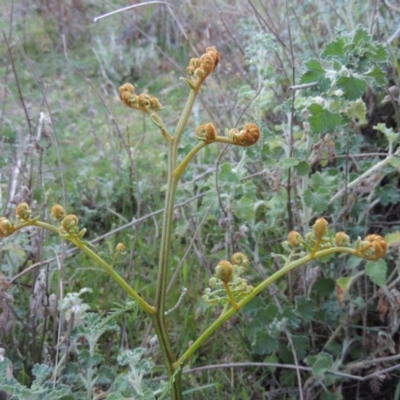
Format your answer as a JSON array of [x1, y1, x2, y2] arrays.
[[365, 259, 387, 286], [307, 103, 342, 133], [295, 296, 315, 323], [311, 352, 335, 376], [336, 76, 367, 100], [303, 187, 331, 213]]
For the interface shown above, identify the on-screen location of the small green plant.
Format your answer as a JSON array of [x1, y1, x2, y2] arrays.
[[0, 288, 165, 399], [0, 38, 392, 399]]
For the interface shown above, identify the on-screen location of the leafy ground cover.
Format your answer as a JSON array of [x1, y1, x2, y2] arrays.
[[0, 0, 400, 399]]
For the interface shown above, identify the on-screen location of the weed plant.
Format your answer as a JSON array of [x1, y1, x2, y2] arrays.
[[0, 1, 400, 399]]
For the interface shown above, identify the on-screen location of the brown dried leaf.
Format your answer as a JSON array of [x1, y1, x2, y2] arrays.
[[388, 289, 400, 334], [369, 372, 385, 394], [335, 284, 346, 309], [377, 296, 389, 322], [29, 269, 47, 319]]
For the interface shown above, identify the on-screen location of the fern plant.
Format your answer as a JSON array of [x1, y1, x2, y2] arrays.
[[0, 28, 394, 399]]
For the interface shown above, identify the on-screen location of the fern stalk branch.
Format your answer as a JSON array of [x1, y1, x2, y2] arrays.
[[174, 246, 367, 369]]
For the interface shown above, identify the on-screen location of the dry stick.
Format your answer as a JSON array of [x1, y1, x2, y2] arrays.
[[272, 279, 304, 400], [248, 0, 288, 50], [284, 7, 298, 359], [236, 73, 263, 127], [384, 0, 400, 12], [51, 248, 64, 387], [164, 288, 187, 316], [285, 327, 303, 396], [329, 148, 400, 204], [384, 32, 400, 131], [341, 131, 352, 232], [361, 273, 369, 364], [2, 32, 31, 210], [217, 10, 250, 86], [291, 8, 320, 60], [35, 126, 49, 364], [286, 3, 296, 233], [320, 0, 343, 34], [94, 1, 198, 73], [2, 32, 33, 136], [249, 2, 291, 86], [369, 0, 379, 34], [289, 82, 318, 91], [155, 360, 400, 383], [0, 3, 14, 136], [216, 8, 245, 56], [335, 152, 393, 159], [386, 26, 400, 45], [136, 24, 187, 75], [346, 353, 400, 370], [94, 0, 187, 43]]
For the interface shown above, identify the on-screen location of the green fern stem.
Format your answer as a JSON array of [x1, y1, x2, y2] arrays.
[[173, 84, 199, 146], [174, 246, 370, 369], [153, 164, 179, 382], [152, 85, 202, 400], [15, 221, 156, 315]]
